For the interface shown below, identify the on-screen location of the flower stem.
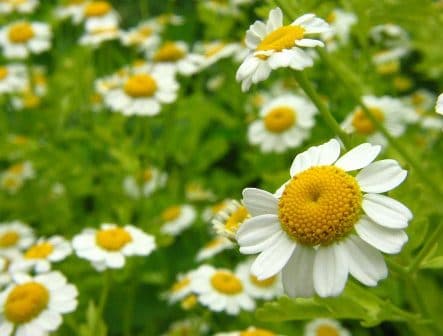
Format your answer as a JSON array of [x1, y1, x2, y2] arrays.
[[408, 224, 443, 273], [98, 270, 111, 315]]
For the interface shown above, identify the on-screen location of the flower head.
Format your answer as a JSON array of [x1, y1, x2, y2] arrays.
[[0, 221, 34, 258], [0, 64, 28, 94], [212, 200, 250, 240], [196, 236, 234, 261], [160, 205, 196, 236], [304, 318, 350, 336]]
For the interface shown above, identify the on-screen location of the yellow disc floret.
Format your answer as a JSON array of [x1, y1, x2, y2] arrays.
[[123, 74, 157, 97], [240, 329, 276, 336], [316, 325, 340, 336], [210, 270, 243, 295], [153, 42, 185, 62], [279, 166, 362, 246], [264, 106, 296, 133], [162, 206, 181, 222], [257, 25, 305, 52], [225, 206, 249, 234], [8, 22, 34, 43], [96, 227, 132, 251], [351, 107, 385, 135], [4, 282, 49, 324], [24, 242, 53, 259], [0, 231, 19, 248], [0, 67, 8, 80], [249, 274, 277, 288], [84, 1, 111, 17]]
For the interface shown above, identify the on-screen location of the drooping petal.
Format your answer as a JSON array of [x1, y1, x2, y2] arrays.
[[363, 193, 412, 229]]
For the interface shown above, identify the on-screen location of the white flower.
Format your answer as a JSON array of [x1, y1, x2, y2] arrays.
[[104, 64, 178, 116], [184, 182, 215, 202], [304, 318, 350, 336], [123, 167, 167, 199], [0, 64, 28, 94], [166, 270, 199, 304], [236, 7, 331, 91], [79, 26, 121, 47], [214, 326, 281, 336], [120, 21, 162, 52], [0, 221, 34, 258], [10, 236, 72, 274], [192, 264, 255, 315], [0, 271, 78, 336], [72, 223, 156, 271], [248, 94, 317, 152], [160, 205, 196, 236], [0, 21, 51, 59], [54, 0, 87, 24], [0, 0, 39, 14], [201, 199, 231, 222], [237, 139, 412, 298], [212, 200, 250, 240], [322, 9, 357, 50], [436, 93, 443, 116], [78, 1, 119, 29], [195, 41, 239, 68], [195, 236, 234, 261], [236, 258, 283, 300], [1, 161, 35, 193], [342, 95, 418, 146], [404, 89, 436, 115]]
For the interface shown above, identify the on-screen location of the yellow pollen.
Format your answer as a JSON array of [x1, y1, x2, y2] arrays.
[[205, 43, 225, 57], [257, 25, 305, 52], [240, 329, 276, 336], [24, 242, 53, 259], [4, 282, 49, 324], [153, 42, 185, 62], [210, 270, 243, 295], [225, 206, 249, 234], [123, 74, 157, 97], [162, 206, 181, 222], [180, 294, 197, 310], [8, 22, 34, 43], [316, 325, 340, 336], [264, 106, 296, 133], [279, 166, 362, 246], [171, 277, 190, 293], [96, 227, 132, 251], [0, 67, 8, 80], [249, 274, 277, 288], [0, 231, 19, 248], [84, 1, 111, 17], [352, 107, 385, 135]]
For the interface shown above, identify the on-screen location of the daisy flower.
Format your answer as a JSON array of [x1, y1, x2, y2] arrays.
[[236, 259, 283, 300], [11, 89, 42, 110], [160, 205, 196, 236], [0, 64, 28, 94], [215, 326, 281, 336], [162, 318, 209, 336], [10, 236, 72, 273], [166, 271, 198, 305], [322, 9, 357, 50], [202, 199, 231, 222], [342, 95, 418, 146], [196, 41, 239, 68], [79, 1, 119, 29], [404, 89, 435, 116], [123, 167, 167, 199], [196, 236, 234, 261], [192, 264, 255, 315], [0, 21, 51, 59], [0, 221, 34, 258], [0, 161, 34, 193], [0, 0, 39, 14], [304, 318, 350, 336], [0, 271, 78, 336], [72, 224, 156, 271], [104, 65, 178, 116], [436, 93, 443, 115], [185, 182, 215, 202], [236, 7, 331, 91], [120, 21, 162, 52], [237, 139, 412, 298], [212, 200, 250, 240], [248, 94, 317, 153], [79, 25, 121, 47], [54, 0, 87, 24]]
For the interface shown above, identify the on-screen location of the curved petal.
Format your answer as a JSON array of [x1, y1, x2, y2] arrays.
[[334, 143, 381, 171], [282, 245, 315, 298], [242, 188, 279, 217], [356, 160, 407, 193], [266, 7, 283, 32], [363, 193, 412, 229]]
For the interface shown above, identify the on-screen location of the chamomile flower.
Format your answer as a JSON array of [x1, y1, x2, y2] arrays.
[[54, 0, 87, 24], [162, 318, 209, 336], [0, 64, 28, 94], [166, 271, 197, 304], [11, 89, 42, 110], [236, 259, 283, 300], [248, 94, 317, 153], [212, 200, 250, 240], [185, 182, 215, 202], [0, 221, 34, 258], [196, 41, 239, 68], [342, 95, 418, 146], [196, 236, 234, 261], [0, 271, 78, 336], [104, 65, 178, 116], [79, 1, 119, 30], [304, 319, 350, 336], [322, 9, 357, 50], [237, 139, 412, 298], [202, 199, 231, 222], [72, 224, 156, 271], [10, 236, 72, 274], [0, 21, 51, 59], [160, 205, 196, 236], [79, 25, 120, 46], [215, 326, 281, 336], [236, 7, 331, 91], [0, 0, 39, 14], [436, 93, 443, 115], [192, 264, 255, 315], [0, 161, 34, 193], [405, 89, 435, 116], [123, 167, 167, 199], [120, 21, 161, 52]]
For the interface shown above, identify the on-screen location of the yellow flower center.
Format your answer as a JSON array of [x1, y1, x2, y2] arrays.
[[123, 74, 157, 98], [0, 67, 8, 80], [24, 242, 54, 259], [139, 26, 153, 37], [153, 42, 186, 62], [180, 294, 197, 310], [2, 175, 21, 189], [171, 277, 190, 293], [210, 270, 243, 295], [326, 12, 337, 23], [279, 166, 362, 246], [316, 325, 340, 336], [0, 231, 19, 248], [22, 92, 40, 108], [95, 227, 132, 251], [84, 1, 111, 17], [225, 206, 249, 234], [264, 106, 296, 133], [205, 43, 225, 57], [141, 169, 153, 182], [257, 25, 305, 52], [240, 329, 276, 336], [162, 206, 181, 222], [249, 274, 277, 288], [351, 107, 385, 135], [4, 282, 49, 324], [8, 22, 34, 43]]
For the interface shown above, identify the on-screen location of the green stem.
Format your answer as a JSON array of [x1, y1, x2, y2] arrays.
[[293, 71, 352, 148], [98, 270, 111, 315], [408, 225, 443, 273]]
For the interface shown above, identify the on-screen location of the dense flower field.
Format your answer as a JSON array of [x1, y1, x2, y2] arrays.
[[0, 0, 442, 335]]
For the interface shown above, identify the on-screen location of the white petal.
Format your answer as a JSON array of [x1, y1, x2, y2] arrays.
[[242, 188, 278, 216], [35, 310, 62, 331], [266, 7, 283, 32], [282, 245, 315, 297], [295, 38, 324, 48], [356, 160, 407, 193], [334, 143, 381, 171], [316, 139, 341, 165], [363, 193, 412, 229], [313, 244, 348, 297], [289, 147, 319, 177], [237, 215, 281, 253], [355, 216, 408, 254]]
